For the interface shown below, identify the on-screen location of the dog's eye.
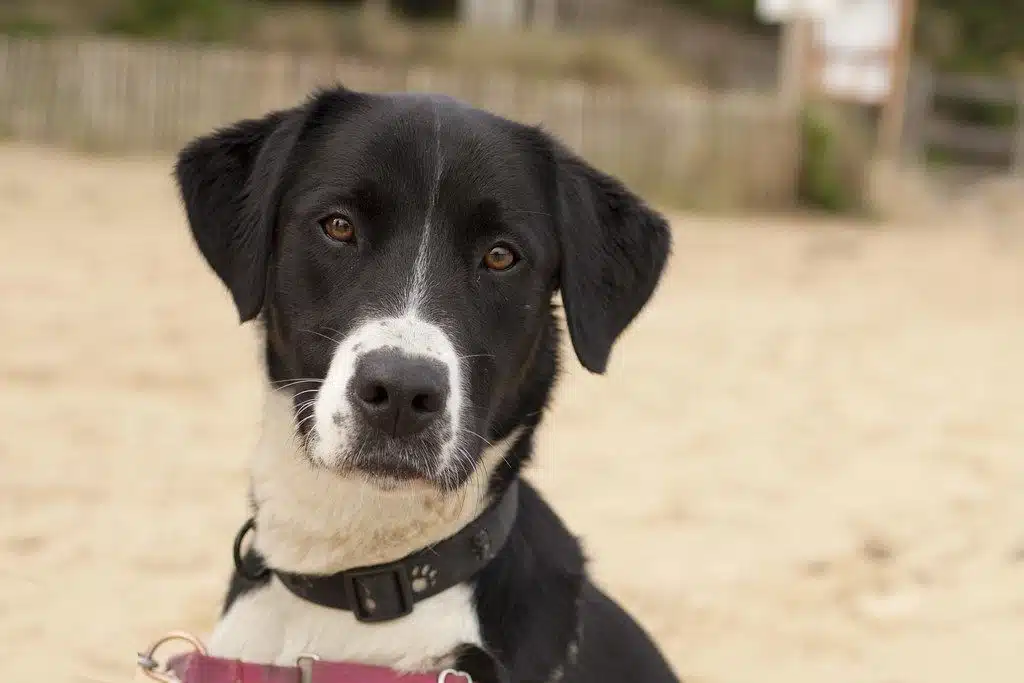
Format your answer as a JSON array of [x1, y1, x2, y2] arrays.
[[483, 244, 518, 272], [319, 214, 355, 243]]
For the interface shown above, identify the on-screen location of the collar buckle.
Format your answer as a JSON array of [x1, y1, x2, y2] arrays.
[[342, 562, 415, 623]]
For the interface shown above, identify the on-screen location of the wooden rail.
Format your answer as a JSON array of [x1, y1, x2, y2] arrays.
[[0, 36, 801, 210], [904, 63, 1024, 173]]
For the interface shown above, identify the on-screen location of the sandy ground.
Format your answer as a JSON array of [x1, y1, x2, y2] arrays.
[[1, 144, 1023, 683]]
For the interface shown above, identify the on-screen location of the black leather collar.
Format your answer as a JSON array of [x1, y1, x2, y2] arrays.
[[233, 481, 519, 623]]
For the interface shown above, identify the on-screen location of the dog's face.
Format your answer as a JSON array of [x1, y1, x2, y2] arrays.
[[176, 88, 669, 490]]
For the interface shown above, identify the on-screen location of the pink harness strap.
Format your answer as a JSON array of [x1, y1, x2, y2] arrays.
[[167, 652, 472, 683]]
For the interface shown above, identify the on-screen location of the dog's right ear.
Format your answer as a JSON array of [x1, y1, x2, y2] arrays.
[[174, 106, 307, 322], [543, 137, 671, 375]]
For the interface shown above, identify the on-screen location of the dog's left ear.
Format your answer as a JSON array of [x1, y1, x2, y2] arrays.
[[547, 140, 672, 374], [174, 105, 308, 322]]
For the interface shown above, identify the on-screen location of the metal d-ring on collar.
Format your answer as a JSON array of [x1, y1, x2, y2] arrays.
[[233, 516, 271, 581], [137, 631, 207, 683]]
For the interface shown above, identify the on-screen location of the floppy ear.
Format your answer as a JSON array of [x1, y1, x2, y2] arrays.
[[550, 143, 671, 374], [174, 106, 307, 322]]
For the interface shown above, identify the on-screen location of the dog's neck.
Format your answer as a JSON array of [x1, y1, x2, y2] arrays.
[[249, 390, 514, 574]]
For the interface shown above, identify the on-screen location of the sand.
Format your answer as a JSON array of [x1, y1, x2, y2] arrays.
[[1, 144, 1022, 683]]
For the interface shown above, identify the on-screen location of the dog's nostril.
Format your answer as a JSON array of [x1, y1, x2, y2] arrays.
[[358, 383, 389, 406], [411, 392, 440, 414], [350, 350, 449, 438]]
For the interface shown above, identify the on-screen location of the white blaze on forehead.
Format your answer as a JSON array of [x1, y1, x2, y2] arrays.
[[405, 99, 445, 316], [310, 102, 466, 468]]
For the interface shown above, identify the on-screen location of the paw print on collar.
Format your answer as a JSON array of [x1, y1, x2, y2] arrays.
[[410, 564, 439, 593]]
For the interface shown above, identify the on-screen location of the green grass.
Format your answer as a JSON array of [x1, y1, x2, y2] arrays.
[[798, 104, 874, 215], [0, 17, 57, 37], [99, 0, 251, 42]]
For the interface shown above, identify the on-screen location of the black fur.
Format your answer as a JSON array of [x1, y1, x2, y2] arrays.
[[452, 644, 511, 683], [551, 143, 671, 373], [176, 106, 308, 322], [176, 86, 677, 683]]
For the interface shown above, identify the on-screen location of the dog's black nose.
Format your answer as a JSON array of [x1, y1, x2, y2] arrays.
[[350, 349, 449, 438]]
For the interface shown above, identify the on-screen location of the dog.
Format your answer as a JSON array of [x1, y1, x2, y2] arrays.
[[174, 85, 677, 683]]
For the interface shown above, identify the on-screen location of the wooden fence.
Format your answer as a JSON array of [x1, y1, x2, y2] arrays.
[[904, 64, 1024, 173], [0, 36, 799, 209]]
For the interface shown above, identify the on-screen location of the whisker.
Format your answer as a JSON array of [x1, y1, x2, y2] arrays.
[[459, 445, 487, 505], [295, 411, 318, 429], [269, 378, 325, 390], [458, 427, 493, 447], [294, 400, 318, 415], [302, 427, 319, 456], [289, 411, 320, 446], [506, 209, 553, 217], [321, 326, 348, 339], [298, 328, 342, 345]]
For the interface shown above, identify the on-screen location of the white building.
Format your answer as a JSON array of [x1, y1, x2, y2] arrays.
[[457, 0, 584, 29]]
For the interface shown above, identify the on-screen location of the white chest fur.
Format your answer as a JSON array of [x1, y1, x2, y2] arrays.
[[209, 579, 481, 670], [209, 390, 517, 670]]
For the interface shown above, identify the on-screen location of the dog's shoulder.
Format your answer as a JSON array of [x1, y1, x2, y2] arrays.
[[474, 481, 678, 682], [473, 480, 584, 680], [568, 580, 679, 682]]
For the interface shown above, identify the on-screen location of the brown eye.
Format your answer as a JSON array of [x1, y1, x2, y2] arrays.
[[320, 214, 355, 243], [483, 244, 518, 272]]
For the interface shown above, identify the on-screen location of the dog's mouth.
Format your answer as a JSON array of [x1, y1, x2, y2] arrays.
[[345, 427, 449, 480], [304, 413, 481, 490], [335, 449, 445, 493]]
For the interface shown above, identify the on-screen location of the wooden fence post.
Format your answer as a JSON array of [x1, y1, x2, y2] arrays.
[[878, 0, 919, 160], [1015, 77, 1024, 175], [902, 60, 934, 162], [779, 17, 811, 108]]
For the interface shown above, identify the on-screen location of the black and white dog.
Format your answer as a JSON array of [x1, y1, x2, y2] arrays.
[[175, 85, 677, 683]]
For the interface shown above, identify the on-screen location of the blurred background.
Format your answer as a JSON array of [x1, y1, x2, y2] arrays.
[[3, 0, 1024, 210], [1, 1, 1023, 683]]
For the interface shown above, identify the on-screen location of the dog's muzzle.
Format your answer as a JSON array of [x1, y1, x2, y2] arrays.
[[310, 315, 464, 475]]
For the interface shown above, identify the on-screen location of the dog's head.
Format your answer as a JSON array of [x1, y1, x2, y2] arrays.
[[176, 87, 669, 490]]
